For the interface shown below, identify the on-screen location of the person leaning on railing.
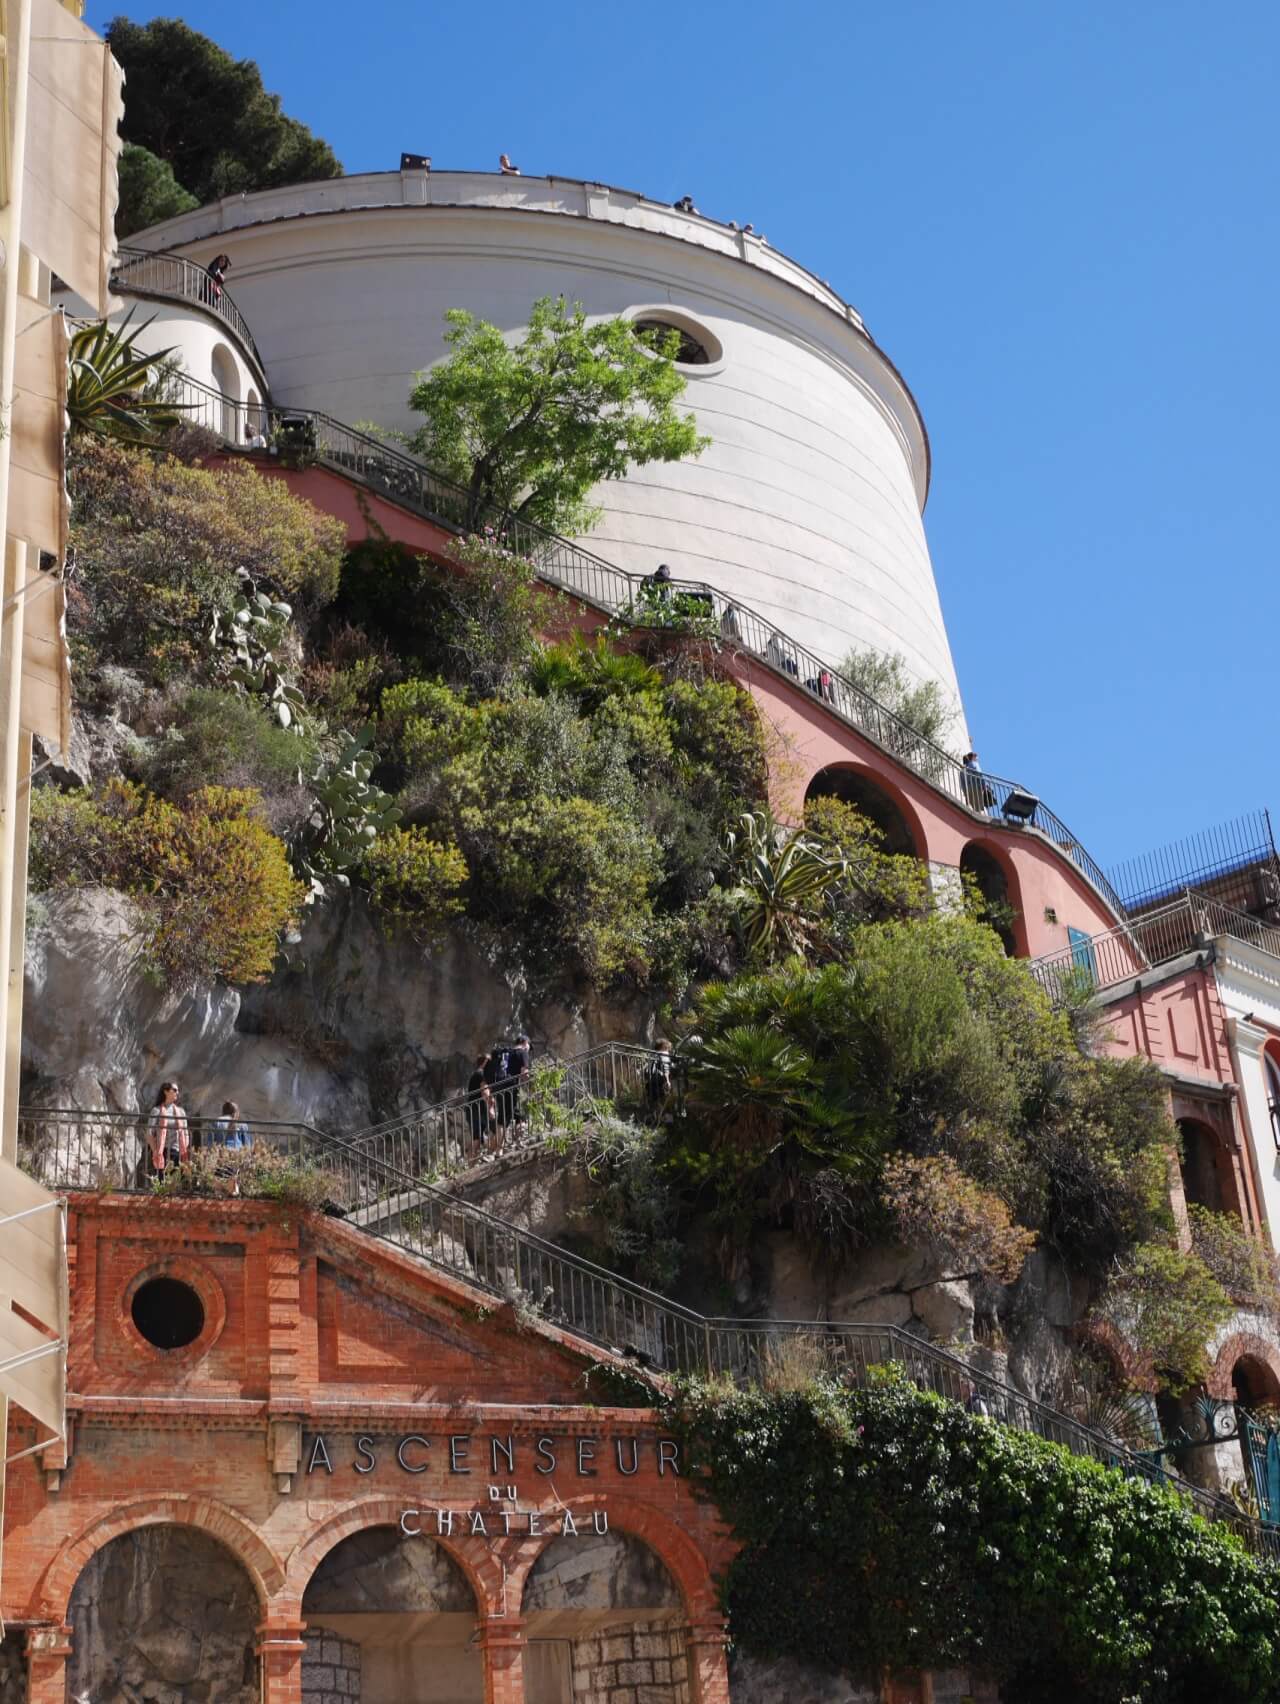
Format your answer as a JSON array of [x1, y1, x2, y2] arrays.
[[202, 253, 231, 307], [962, 750, 995, 814]]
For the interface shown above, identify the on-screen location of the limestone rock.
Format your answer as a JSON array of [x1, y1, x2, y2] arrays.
[[21, 884, 647, 1136], [729, 1652, 880, 1702], [911, 1278, 975, 1344]]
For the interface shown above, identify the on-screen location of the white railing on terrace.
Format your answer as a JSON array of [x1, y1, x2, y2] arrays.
[[1028, 889, 1280, 1003], [111, 246, 265, 372], [149, 363, 1126, 920]]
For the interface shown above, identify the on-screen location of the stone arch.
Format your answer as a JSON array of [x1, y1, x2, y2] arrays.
[[521, 1526, 681, 1622], [246, 384, 263, 435], [1178, 1115, 1242, 1218], [515, 1501, 712, 1704], [36, 1494, 283, 1622], [65, 1520, 264, 1703], [1073, 1318, 1156, 1394], [960, 839, 1024, 956], [1207, 1332, 1280, 1402], [1263, 1041, 1280, 1150], [503, 1494, 720, 1622], [803, 763, 925, 860], [211, 341, 241, 440], [282, 1496, 506, 1620]]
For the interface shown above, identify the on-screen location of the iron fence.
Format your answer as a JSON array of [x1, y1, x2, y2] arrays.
[[1108, 810, 1280, 917], [345, 1043, 665, 1180], [112, 246, 265, 372], [1027, 888, 1280, 1003]]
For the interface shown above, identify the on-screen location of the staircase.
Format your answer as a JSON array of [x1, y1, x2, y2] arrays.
[[16, 1062, 1278, 1559]]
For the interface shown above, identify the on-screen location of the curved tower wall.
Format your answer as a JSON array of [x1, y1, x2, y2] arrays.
[[131, 173, 967, 733]]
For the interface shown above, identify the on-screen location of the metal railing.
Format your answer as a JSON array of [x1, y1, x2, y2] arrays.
[[112, 246, 265, 373], [346, 1042, 664, 1180], [18, 1094, 1276, 1554], [143, 362, 1125, 918], [1108, 809, 1280, 916], [1028, 888, 1280, 1003]]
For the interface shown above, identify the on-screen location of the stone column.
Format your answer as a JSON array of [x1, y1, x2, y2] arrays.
[[25, 1624, 72, 1704], [258, 1618, 308, 1704], [480, 1616, 526, 1704], [684, 1616, 731, 1704]]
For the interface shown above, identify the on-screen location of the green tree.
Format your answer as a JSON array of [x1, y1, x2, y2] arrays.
[[106, 17, 342, 231], [837, 644, 955, 747], [115, 143, 198, 238], [408, 296, 709, 535]]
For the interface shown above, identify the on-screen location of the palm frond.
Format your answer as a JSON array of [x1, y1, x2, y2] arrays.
[[66, 310, 186, 442]]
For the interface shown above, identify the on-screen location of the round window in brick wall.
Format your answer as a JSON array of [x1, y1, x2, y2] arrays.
[[120, 1258, 227, 1362], [131, 1276, 205, 1349]]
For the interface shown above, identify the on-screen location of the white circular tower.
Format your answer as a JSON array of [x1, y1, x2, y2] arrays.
[[129, 171, 967, 733]]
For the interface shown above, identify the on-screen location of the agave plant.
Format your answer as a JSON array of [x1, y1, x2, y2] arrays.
[[723, 809, 849, 960], [66, 311, 184, 441]]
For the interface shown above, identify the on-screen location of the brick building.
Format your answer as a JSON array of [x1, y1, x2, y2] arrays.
[[3, 1195, 735, 1703]]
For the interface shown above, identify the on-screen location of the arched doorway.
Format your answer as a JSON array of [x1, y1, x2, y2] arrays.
[[960, 841, 1021, 956], [1178, 1117, 1238, 1217], [521, 1527, 688, 1701], [301, 1524, 481, 1703], [67, 1524, 259, 1701], [804, 765, 921, 859], [246, 384, 263, 436], [1232, 1355, 1280, 1512], [1264, 1043, 1280, 1151], [211, 342, 241, 441]]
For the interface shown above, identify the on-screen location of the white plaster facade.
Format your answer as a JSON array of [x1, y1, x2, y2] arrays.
[[121, 171, 968, 734], [1217, 937, 1280, 1247], [56, 285, 267, 435]]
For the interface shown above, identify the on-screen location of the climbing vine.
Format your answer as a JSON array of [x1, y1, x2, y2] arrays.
[[665, 1371, 1280, 1704]]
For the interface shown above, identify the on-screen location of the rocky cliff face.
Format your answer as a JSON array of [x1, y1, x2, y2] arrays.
[[22, 886, 644, 1131]]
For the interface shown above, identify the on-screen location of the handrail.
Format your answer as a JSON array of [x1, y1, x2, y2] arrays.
[[1027, 888, 1280, 1003], [344, 1041, 663, 1179], [17, 1091, 1276, 1555], [111, 246, 266, 374], [147, 361, 1126, 920]]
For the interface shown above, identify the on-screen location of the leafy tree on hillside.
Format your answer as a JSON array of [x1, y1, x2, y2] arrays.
[[838, 644, 956, 748], [408, 296, 709, 535], [115, 143, 198, 236], [107, 17, 342, 234]]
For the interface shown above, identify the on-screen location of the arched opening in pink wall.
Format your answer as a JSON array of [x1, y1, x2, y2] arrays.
[[1178, 1117, 1244, 1220], [960, 841, 1025, 957], [804, 765, 923, 860]]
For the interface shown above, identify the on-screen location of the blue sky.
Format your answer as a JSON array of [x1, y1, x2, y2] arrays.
[[89, 0, 1279, 873]]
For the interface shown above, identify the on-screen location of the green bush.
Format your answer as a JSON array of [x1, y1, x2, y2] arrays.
[[362, 826, 467, 942], [67, 438, 343, 683], [673, 917, 1175, 1272], [31, 781, 303, 989], [136, 688, 316, 835], [668, 1373, 1280, 1703], [1091, 1240, 1233, 1392]]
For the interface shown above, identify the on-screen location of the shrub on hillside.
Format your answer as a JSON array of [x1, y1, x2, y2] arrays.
[[67, 438, 343, 683], [31, 780, 303, 988], [362, 826, 467, 942], [675, 918, 1175, 1275], [136, 688, 316, 836]]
